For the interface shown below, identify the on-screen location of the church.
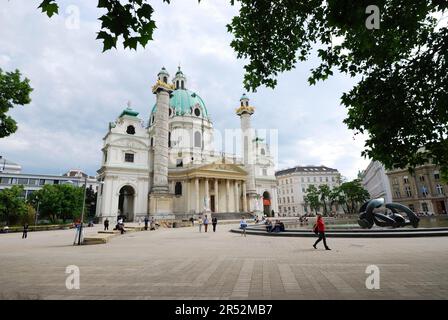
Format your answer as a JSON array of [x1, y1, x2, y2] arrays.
[[95, 67, 278, 223]]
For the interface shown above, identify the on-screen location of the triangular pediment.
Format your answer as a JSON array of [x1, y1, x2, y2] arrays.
[[198, 162, 248, 175]]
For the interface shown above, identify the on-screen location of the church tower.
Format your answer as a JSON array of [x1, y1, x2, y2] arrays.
[[149, 67, 175, 219], [236, 93, 259, 215], [173, 66, 187, 90]]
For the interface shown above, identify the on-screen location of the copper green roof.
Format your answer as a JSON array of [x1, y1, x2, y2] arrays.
[[120, 107, 139, 117], [151, 89, 208, 118]]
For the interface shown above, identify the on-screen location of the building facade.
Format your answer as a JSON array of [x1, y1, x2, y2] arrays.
[[275, 165, 341, 216], [0, 156, 22, 174], [95, 67, 278, 223], [361, 160, 393, 203], [0, 169, 98, 199], [387, 164, 448, 214]]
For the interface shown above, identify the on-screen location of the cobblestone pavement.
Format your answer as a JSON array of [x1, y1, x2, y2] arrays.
[[0, 224, 447, 300]]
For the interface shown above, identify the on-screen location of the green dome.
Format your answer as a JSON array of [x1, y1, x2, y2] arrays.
[[151, 89, 208, 118]]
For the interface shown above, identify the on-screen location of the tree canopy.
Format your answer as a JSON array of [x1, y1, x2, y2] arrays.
[[0, 185, 28, 225], [35, 1, 448, 177], [0, 68, 33, 138], [228, 0, 448, 177]]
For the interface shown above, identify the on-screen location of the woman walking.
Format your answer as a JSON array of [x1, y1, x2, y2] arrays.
[[240, 216, 247, 237], [204, 215, 209, 232], [198, 216, 203, 232], [313, 213, 331, 250]]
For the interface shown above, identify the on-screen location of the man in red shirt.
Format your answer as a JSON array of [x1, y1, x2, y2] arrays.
[[313, 213, 331, 250]]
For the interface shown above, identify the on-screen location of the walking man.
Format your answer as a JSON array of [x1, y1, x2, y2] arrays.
[[144, 216, 149, 230], [212, 217, 218, 232], [104, 218, 109, 231], [313, 213, 331, 250], [22, 223, 29, 239]]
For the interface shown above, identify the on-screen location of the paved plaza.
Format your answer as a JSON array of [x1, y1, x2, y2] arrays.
[[0, 224, 447, 300]]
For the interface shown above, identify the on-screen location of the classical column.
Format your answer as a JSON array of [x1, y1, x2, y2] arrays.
[[242, 181, 248, 212], [234, 180, 239, 212], [214, 179, 219, 213], [205, 178, 210, 212], [226, 179, 230, 212], [149, 68, 174, 219], [195, 177, 200, 214]]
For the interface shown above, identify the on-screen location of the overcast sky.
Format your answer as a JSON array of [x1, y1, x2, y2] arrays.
[[0, 0, 370, 179]]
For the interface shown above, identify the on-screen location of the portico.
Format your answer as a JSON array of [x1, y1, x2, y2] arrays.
[[169, 162, 248, 217]]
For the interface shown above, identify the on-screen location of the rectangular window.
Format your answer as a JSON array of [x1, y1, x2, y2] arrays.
[[403, 176, 409, 184], [422, 202, 428, 212], [263, 168, 267, 176], [405, 186, 412, 197], [434, 172, 440, 180], [39, 179, 45, 186], [17, 178, 28, 185], [0, 177, 10, 184], [419, 175, 425, 182], [28, 179, 38, 186], [125, 153, 134, 163]]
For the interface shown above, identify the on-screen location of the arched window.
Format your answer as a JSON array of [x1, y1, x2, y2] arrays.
[[240, 101, 243, 107], [168, 132, 172, 148], [181, 80, 184, 89], [169, 108, 172, 117], [175, 182, 182, 195], [150, 137, 154, 147], [194, 131, 202, 148], [176, 80, 179, 89], [260, 148, 265, 155], [194, 108, 201, 117], [246, 101, 249, 106], [126, 125, 135, 135], [163, 76, 168, 83]]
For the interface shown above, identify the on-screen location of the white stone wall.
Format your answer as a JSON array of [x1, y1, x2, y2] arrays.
[[361, 160, 393, 203]]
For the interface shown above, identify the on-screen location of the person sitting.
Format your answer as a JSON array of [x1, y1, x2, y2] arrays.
[[265, 219, 273, 232]]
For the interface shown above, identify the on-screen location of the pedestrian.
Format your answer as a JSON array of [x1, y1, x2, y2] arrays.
[[150, 217, 156, 230], [189, 216, 194, 226], [104, 218, 109, 231], [138, 217, 142, 226], [313, 213, 331, 250], [198, 216, 203, 232], [144, 216, 149, 230], [204, 215, 209, 232], [212, 217, 218, 232], [22, 223, 29, 239], [240, 216, 247, 237]]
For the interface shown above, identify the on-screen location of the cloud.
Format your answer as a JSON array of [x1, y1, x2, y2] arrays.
[[0, 0, 368, 180]]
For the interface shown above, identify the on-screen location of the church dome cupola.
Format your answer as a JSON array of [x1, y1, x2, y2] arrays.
[[173, 66, 187, 90], [240, 93, 250, 107], [157, 67, 170, 84]]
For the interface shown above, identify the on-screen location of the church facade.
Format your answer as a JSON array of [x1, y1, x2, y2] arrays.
[[95, 67, 278, 223]]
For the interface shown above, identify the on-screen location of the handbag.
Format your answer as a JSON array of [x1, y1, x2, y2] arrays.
[[313, 224, 318, 235]]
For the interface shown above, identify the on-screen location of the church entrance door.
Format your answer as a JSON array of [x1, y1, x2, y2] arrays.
[[210, 195, 216, 213], [118, 185, 135, 222]]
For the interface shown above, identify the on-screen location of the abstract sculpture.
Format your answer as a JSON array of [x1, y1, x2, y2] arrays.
[[358, 198, 420, 229]]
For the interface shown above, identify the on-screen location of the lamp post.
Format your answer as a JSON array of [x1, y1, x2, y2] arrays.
[[77, 176, 87, 245]]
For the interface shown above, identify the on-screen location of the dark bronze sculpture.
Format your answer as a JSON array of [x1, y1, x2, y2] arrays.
[[358, 198, 420, 229]]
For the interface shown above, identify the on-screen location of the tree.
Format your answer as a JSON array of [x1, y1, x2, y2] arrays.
[[0, 185, 28, 225], [28, 184, 84, 223], [337, 179, 370, 214], [227, 1, 448, 178], [304, 185, 320, 214], [0, 68, 33, 138], [318, 184, 331, 215], [38, 0, 174, 52]]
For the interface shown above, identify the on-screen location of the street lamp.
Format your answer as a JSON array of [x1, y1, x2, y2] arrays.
[[34, 196, 40, 230], [77, 176, 88, 245]]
